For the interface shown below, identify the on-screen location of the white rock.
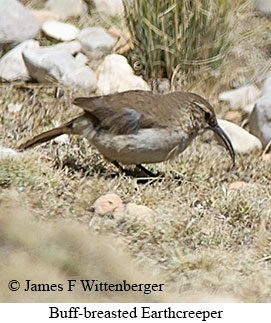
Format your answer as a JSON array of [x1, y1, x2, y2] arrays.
[[96, 54, 150, 95], [217, 119, 262, 153], [218, 85, 260, 109], [75, 52, 88, 65], [249, 93, 271, 147], [0, 0, 39, 48], [50, 40, 82, 55], [22, 47, 96, 91], [92, 0, 124, 16], [8, 102, 22, 113], [255, 0, 271, 13], [53, 134, 70, 145], [0, 146, 19, 159], [0, 40, 39, 81], [77, 27, 116, 59], [46, 0, 87, 19], [42, 20, 80, 42], [31, 9, 60, 26]]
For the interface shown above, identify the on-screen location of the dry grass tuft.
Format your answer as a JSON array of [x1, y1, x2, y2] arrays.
[[124, 0, 231, 78]]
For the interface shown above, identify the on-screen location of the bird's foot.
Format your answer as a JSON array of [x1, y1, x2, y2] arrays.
[[111, 161, 182, 184], [112, 161, 159, 180], [135, 164, 159, 177]]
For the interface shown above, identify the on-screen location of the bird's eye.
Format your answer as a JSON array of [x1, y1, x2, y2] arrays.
[[205, 111, 211, 120]]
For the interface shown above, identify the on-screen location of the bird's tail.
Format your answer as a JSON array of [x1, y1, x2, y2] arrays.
[[18, 117, 80, 150]]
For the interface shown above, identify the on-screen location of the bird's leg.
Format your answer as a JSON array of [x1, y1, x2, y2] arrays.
[[112, 161, 135, 176], [112, 161, 158, 178], [112, 160, 127, 173], [136, 164, 158, 177]]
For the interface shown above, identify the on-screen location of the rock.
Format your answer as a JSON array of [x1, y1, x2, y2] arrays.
[[255, 0, 271, 14], [228, 181, 250, 190], [75, 52, 88, 65], [217, 119, 262, 153], [125, 203, 154, 223], [249, 93, 271, 147], [77, 27, 116, 60], [0, 146, 20, 159], [0, 40, 39, 82], [31, 9, 60, 26], [224, 111, 242, 123], [91, 0, 124, 16], [53, 134, 70, 145], [96, 54, 150, 95], [92, 193, 124, 217], [22, 47, 96, 91], [42, 20, 80, 42], [8, 102, 22, 113], [0, 0, 39, 50], [261, 75, 271, 96], [50, 40, 82, 56], [45, 0, 87, 19], [243, 102, 256, 115], [219, 85, 260, 109]]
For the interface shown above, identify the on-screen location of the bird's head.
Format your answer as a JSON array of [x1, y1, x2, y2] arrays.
[[190, 95, 235, 167]]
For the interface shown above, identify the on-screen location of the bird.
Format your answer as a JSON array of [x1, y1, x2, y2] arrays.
[[18, 90, 235, 176]]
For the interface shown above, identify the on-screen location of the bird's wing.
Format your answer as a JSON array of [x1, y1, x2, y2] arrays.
[[73, 90, 158, 135]]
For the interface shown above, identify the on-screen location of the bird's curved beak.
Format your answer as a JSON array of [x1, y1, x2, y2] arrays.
[[211, 126, 235, 167]]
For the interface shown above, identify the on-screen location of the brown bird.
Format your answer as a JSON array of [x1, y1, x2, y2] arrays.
[[19, 90, 235, 176]]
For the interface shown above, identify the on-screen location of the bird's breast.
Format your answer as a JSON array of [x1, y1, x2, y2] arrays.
[[88, 127, 194, 165]]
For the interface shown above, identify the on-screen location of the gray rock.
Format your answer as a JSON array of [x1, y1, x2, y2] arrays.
[[42, 20, 80, 42], [46, 0, 87, 19], [255, 0, 271, 14], [217, 119, 262, 153], [249, 93, 271, 147], [96, 54, 150, 95], [0, 0, 39, 50], [218, 85, 260, 109], [0, 40, 39, 81], [22, 47, 96, 91], [261, 75, 271, 96], [77, 27, 116, 59], [91, 0, 124, 16]]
